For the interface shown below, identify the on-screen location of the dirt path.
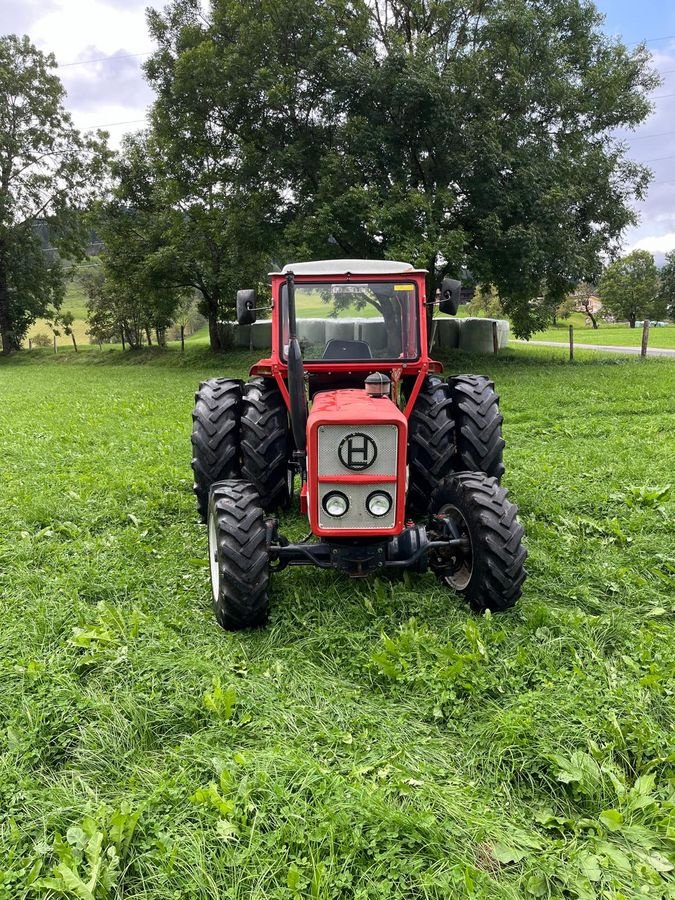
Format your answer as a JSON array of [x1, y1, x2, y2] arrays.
[[515, 340, 675, 358]]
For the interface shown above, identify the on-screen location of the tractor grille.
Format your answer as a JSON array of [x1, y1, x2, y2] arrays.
[[318, 425, 398, 476], [317, 424, 398, 530]]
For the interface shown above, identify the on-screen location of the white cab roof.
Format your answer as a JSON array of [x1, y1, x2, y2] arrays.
[[276, 259, 423, 276]]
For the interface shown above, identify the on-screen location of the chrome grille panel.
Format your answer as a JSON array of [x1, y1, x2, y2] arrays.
[[318, 424, 398, 476], [318, 482, 397, 529]]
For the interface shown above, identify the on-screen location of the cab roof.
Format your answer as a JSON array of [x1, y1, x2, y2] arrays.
[[274, 259, 427, 277]]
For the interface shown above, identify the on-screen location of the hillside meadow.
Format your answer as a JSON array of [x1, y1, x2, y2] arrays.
[[0, 344, 673, 899]]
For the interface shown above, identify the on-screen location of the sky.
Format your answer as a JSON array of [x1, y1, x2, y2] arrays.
[[2, 0, 675, 260]]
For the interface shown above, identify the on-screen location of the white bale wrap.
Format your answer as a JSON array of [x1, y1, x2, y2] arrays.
[[325, 320, 356, 343], [250, 320, 273, 349], [434, 317, 461, 349], [356, 317, 387, 351], [297, 318, 326, 346], [458, 318, 509, 352]]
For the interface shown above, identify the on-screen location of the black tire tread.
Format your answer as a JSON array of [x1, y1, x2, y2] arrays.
[[191, 378, 243, 522], [209, 481, 270, 630], [430, 472, 526, 612], [240, 377, 290, 511], [407, 376, 456, 515], [448, 375, 505, 480]]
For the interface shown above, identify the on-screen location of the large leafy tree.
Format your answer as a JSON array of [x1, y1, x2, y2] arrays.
[[658, 250, 675, 321], [0, 35, 109, 353], [598, 250, 661, 327], [129, 0, 657, 345]]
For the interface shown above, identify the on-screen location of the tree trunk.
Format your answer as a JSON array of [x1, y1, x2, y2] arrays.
[[156, 327, 166, 348], [71, 332, 78, 352], [585, 306, 598, 329], [121, 328, 126, 351], [0, 248, 17, 355], [629, 312, 636, 328], [145, 326, 152, 346], [208, 303, 225, 351], [180, 324, 185, 352]]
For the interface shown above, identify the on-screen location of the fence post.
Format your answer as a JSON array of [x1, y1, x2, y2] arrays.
[[492, 320, 499, 354], [53, 334, 57, 353], [28, 338, 32, 351], [641, 319, 650, 357], [569, 324, 574, 361]]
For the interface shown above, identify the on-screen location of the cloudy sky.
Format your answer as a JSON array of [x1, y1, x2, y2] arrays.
[[3, 0, 675, 259]]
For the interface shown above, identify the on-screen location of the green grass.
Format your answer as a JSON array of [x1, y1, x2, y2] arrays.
[[531, 314, 675, 349], [0, 345, 673, 899]]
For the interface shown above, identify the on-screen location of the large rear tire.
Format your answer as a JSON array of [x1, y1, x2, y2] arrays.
[[448, 375, 505, 480], [429, 472, 526, 612], [191, 378, 243, 522], [240, 377, 291, 511], [208, 481, 270, 630], [407, 376, 455, 515]]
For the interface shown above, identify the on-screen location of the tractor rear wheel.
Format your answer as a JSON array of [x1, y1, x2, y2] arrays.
[[192, 378, 243, 522], [208, 481, 271, 630], [448, 375, 505, 480], [407, 376, 455, 515], [240, 377, 291, 511], [429, 472, 526, 612]]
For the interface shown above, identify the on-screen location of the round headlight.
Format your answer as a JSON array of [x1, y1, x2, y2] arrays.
[[366, 491, 392, 517], [323, 491, 349, 517]]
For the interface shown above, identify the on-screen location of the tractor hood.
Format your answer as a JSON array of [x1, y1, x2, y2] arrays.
[[306, 390, 408, 537]]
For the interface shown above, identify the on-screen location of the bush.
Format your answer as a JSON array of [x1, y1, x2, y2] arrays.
[[31, 333, 51, 348]]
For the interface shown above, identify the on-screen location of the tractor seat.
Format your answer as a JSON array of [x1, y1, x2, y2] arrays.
[[321, 338, 373, 360]]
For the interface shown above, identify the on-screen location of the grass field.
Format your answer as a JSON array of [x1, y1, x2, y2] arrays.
[[0, 345, 674, 899], [531, 314, 675, 349]]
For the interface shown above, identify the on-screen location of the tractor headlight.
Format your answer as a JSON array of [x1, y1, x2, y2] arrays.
[[366, 491, 392, 517], [323, 491, 349, 518]]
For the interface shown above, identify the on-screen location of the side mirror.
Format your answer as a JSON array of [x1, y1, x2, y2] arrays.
[[439, 278, 462, 316], [236, 289, 257, 325]]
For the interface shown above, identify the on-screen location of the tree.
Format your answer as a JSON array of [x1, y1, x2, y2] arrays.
[[598, 251, 660, 327], [0, 35, 109, 353], [658, 250, 675, 321], [138, 0, 658, 340], [572, 282, 600, 329]]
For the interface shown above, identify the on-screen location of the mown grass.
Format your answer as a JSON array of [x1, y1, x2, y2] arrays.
[[531, 313, 675, 349], [0, 345, 673, 899]]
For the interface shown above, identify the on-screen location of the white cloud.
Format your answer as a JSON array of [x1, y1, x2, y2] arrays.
[[629, 232, 675, 254]]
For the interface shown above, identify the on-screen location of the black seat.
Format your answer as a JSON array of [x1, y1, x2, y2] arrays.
[[321, 338, 372, 360]]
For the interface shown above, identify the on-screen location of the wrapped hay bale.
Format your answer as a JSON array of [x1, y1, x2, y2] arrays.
[[325, 320, 356, 343], [458, 318, 509, 353], [356, 318, 387, 351], [434, 317, 461, 350], [250, 320, 273, 349]]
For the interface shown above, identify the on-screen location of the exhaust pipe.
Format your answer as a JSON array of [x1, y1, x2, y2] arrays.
[[286, 272, 307, 457]]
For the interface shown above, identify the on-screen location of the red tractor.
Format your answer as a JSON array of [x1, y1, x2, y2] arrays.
[[191, 260, 526, 630]]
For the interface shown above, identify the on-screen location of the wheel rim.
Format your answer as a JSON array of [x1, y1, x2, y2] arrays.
[[438, 503, 473, 590], [207, 509, 221, 603]]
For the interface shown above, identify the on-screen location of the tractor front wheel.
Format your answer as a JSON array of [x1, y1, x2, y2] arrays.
[[207, 481, 271, 630], [191, 378, 243, 522], [429, 472, 526, 612]]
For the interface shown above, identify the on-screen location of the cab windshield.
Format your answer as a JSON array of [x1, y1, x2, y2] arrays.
[[281, 281, 419, 362]]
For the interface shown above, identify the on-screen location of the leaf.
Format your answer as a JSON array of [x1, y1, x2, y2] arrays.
[[525, 872, 548, 896], [492, 842, 527, 864], [578, 853, 601, 882], [215, 819, 239, 842], [287, 864, 301, 890], [599, 809, 623, 832], [54, 862, 95, 900]]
